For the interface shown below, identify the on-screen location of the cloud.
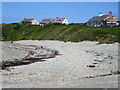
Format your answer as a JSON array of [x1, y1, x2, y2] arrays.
[[65, 4, 77, 8]]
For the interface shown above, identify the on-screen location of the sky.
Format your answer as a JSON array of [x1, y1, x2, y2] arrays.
[[2, 2, 119, 23], [1, 0, 120, 2]]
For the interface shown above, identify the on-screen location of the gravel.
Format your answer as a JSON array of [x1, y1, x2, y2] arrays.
[[1, 40, 119, 88]]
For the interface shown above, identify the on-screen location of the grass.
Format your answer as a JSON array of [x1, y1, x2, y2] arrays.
[[2, 23, 120, 44]]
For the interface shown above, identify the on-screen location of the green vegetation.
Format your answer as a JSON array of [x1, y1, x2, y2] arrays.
[[2, 23, 120, 44]]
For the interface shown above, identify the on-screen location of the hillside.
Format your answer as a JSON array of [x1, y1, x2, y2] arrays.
[[2, 23, 120, 44]]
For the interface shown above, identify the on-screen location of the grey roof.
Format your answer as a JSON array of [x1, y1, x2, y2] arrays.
[[40, 18, 66, 24], [22, 18, 35, 22], [87, 15, 109, 22]]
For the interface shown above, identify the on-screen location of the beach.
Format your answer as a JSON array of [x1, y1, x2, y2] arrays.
[[1, 40, 119, 88]]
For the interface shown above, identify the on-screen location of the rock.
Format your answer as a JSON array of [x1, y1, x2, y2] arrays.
[[117, 71, 120, 74], [93, 62, 98, 64], [111, 71, 120, 75], [85, 51, 89, 53], [87, 65, 95, 68]]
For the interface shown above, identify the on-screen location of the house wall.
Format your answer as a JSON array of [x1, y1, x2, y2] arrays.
[[22, 19, 39, 25], [62, 19, 69, 25], [87, 21, 118, 27], [49, 19, 61, 23], [119, 22, 120, 26], [105, 15, 116, 22], [87, 22, 102, 27], [106, 22, 118, 27], [40, 19, 69, 25], [31, 19, 39, 25], [50, 19, 69, 25]]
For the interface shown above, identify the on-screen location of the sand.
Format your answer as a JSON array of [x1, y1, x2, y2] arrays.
[[2, 42, 28, 62], [1, 40, 119, 88]]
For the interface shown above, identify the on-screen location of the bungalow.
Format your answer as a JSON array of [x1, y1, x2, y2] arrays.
[[86, 11, 118, 27], [22, 18, 39, 25], [40, 17, 69, 26]]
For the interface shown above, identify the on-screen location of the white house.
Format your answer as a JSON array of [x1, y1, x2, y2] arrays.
[[40, 17, 69, 26], [22, 18, 39, 25], [116, 21, 120, 26], [86, 11, 119, 27]]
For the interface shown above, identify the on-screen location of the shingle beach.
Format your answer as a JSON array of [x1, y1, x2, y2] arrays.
[[1, 40, 119, 88]]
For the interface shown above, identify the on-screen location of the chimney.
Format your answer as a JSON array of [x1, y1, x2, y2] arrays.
[[109, 11, 112, 17], [99, 13, 103, 16]]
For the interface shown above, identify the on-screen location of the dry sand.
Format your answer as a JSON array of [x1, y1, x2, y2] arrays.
[[1, 40, 119, 88]]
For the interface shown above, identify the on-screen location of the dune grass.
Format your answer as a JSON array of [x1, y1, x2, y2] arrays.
[[2, 23, 120, 44]]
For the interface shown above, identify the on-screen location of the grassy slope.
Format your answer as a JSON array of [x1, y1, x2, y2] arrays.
[[2, 23, 120, 44]]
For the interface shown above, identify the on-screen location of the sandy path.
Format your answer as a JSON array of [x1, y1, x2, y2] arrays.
[[1, 40, 119, 88]]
